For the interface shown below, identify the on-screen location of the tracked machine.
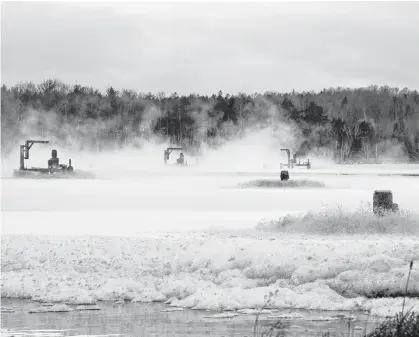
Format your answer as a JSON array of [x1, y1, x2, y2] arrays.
[[12, 140, 93, 179], [280, 149, 311, 169]]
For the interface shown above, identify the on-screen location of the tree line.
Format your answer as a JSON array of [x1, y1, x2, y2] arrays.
[[1, 80, 419, 162]]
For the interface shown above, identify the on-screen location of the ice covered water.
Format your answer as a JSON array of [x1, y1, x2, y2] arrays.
[[1, 162, 419, 336], [2, 165, 419, 234]]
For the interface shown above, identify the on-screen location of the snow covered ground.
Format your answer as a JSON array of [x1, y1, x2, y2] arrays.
[[1, 163, 419, 324]]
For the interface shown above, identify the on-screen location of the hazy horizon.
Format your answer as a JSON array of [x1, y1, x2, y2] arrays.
[[2, 1, 419, 95]]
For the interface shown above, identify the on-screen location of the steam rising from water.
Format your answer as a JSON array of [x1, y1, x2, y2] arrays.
[[1, 94, 344, 179], [2, 123, 319, 178]]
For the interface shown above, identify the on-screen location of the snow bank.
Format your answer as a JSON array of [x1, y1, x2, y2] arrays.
[[238, 179, 326, 189], [257, 204, 419, 235], [2, 233, 418, 317], [31, 287, 97, 305]]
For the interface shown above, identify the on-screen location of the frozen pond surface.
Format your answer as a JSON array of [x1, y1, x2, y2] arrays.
[[2, 165, 419, 235], [2, 163, 419, 336]]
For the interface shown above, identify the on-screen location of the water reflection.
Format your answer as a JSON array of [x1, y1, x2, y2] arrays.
[[1, 299, 385, 337]]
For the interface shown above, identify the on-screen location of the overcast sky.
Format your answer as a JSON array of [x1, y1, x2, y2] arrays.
[[2, 1, 419, 95]]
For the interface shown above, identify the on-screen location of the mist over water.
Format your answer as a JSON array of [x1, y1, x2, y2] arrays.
[[2, 107, 419, 324], [2, 2, 419, 334], [1, 124, 305, 177], [2, 90, 415, 180]]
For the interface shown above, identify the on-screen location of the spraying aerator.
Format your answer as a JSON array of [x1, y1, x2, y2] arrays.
[[12, 140, 93, 179], [280, 149, 311, 169], [164, 147, 193, 167]]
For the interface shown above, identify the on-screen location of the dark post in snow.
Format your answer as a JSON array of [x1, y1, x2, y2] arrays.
[[373, 190, 399, 216], [280, 170, 289, 181]]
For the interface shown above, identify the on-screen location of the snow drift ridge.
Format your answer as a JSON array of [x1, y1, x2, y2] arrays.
[[2, 232, 418, 317]]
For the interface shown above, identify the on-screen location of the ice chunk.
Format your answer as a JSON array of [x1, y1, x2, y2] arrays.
[[203, 312, 239, 319], [304, 316, 340, 321], [267, 312, 305, 319], [237, 308, 277, 315], [29, 304, 73, 313], [75, 305, 101, 311], [161, 307, 184, 312]]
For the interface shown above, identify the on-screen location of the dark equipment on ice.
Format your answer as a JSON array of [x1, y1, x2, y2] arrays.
[[164, 147, 188, 166], [13, 140, 75, 178], [373, 190, 399, 216], [280, 170, 290, 181], [48, 149, 60, 168], [177, 152, 185, 165], [280, 149, 311, 169]]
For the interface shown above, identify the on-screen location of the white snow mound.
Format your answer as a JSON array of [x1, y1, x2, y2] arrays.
[[2, 233, 418, 317]]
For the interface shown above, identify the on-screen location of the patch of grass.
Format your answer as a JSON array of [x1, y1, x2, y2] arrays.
[[253, 311, 418, 337], [366, 311, 419, 337], [239, 179, 326, 189], [256, 203, 419, 235]]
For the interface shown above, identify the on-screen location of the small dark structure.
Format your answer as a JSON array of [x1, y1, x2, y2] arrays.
[[177, 153, 185, 165], [164, 147, 187, 166], [280, 170, 289, 181], [373, 190, 399, 216], [13, 140, 74, 178], [48, 149, 59, 168], [280, 149, 311, 169]]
